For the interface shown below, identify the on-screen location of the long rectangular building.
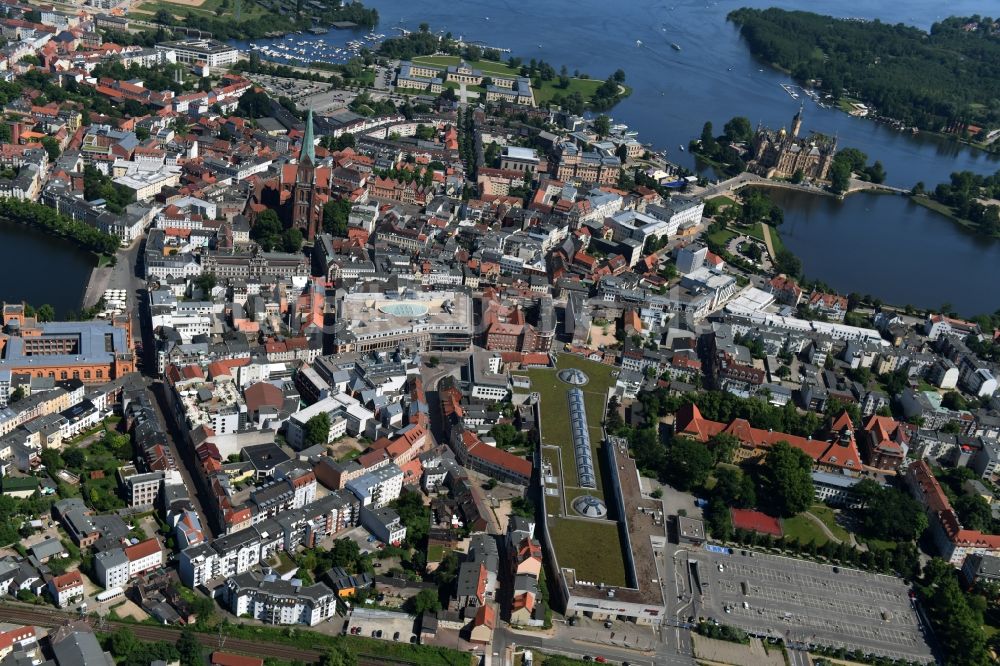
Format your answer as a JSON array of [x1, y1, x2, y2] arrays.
[[155, 39, 238, 67], [333, 290, 473, 353], [0, 305, 135, 384]]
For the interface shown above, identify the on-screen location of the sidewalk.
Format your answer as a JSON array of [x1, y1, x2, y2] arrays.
[[82, 265, 112, 309]]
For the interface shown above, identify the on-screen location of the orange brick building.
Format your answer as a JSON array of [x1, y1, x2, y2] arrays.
[[0, 303, 135, 382]]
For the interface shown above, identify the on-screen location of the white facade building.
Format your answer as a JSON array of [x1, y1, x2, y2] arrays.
[[225, 572, 336, 626], [346, 464, 404, 508]]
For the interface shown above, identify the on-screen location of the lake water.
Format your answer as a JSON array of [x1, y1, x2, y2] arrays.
[[0, 219, 95, 317], [337, 0, 1000, 188], [233, 0, 1000, 313], [771, 190, 1000, 317]]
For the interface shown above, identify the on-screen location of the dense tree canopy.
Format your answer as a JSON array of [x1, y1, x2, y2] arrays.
[[760, 441, 814, 516], [323, 199, 351, 237], [729, 8, 1000, 131], [853, 479, 928, 541], [664, 438, 714, 491], [405, 588, 441, 615], [303, 412, 331, 447], [930, 169, 1000, 237], [237, 89, 273, 119], [0, 197, 119, 256], [83, 165, 135, 214], [390, 489, 430, 545], [919, 560, 989, 666]]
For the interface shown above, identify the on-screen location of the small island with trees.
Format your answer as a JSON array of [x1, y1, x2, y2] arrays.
[[912, 169, 1000, 237], [728, 8, 1000, 143]]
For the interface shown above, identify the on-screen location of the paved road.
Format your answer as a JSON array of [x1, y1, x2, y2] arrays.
[[787, 647, 810, 666], [760, 223, 776, 260], [82, 239, 143, 311], [104, 235, 215, 536], [418, 351, 468, 445], [146, 378, 215, 537], [697, 173, 830, 199], [697, 173, 908, 200]]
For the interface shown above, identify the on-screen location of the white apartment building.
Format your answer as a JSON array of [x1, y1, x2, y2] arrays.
[[346, 464, 404, 508], [155, 39, 238, 67], [94, 538, 164, 589], [285, 393, 373, 448], [179, 527, 274, 588], [225, 572, 336, 626], [112, 160, 182, 201]]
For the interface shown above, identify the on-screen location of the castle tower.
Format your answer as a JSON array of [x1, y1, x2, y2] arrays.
[[791, 103, 803, 138]]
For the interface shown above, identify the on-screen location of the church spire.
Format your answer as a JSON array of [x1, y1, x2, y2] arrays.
[[301, 107, 315, 164]]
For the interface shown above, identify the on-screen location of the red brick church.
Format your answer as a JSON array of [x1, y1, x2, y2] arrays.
[[251, 109, 331, 240]]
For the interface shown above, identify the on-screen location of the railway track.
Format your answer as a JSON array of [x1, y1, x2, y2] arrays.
[[0, 602, 324, 663]]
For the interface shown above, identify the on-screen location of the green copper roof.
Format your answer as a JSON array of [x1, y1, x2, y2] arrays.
[[301, 107, 315, 163]]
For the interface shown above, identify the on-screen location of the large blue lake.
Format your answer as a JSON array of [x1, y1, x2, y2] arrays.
[[236, 0, 1000, 315]]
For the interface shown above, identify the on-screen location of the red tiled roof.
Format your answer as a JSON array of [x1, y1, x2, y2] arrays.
[[907, 460, 1000, 549], [473, 603, 496, 628], [51, 571, 82, 590], [460, 430, 532, 478], [677, 404, 863, 471], [243, 382, 283, 415], [207, 358, 251, 379], [125, 538, 160, 562]]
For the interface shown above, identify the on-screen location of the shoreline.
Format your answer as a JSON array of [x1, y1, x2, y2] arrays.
[[82, 262, 112, 310], [908, 194, 1000, 241]]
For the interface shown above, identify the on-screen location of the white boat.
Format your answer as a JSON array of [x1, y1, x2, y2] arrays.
[[636, 39, 642, 46], [679, 144, 685, 151]]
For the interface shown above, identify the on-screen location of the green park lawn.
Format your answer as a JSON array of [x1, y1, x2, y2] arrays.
[[782, 505, 855, 547], [546, 517, 627, 587], [808, 505, 851, 542], [766, 225, 786, 255], [706, 226, 738, 247], [213, 623, 475, 665], [744, 222, 767, 242], [781, 514, 831, 547], [532, 77, 605, 106], [412, 55, 517, 77], [527, 355, 616, 497], [134, 0, 267, 20], [707, 195, 738, 209]]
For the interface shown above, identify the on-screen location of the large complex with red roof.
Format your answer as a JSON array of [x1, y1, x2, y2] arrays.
[[906, 460, 1000, 566], [675, 403, 864, 473]]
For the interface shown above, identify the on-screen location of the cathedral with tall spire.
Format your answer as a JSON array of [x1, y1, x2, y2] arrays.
[[291, 108, 322, 240], [249, 108, 334, 241]]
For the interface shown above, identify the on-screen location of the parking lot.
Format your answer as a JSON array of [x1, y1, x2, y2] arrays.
[[246, 73, 343, 104], [689, 549, 933, 663]]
